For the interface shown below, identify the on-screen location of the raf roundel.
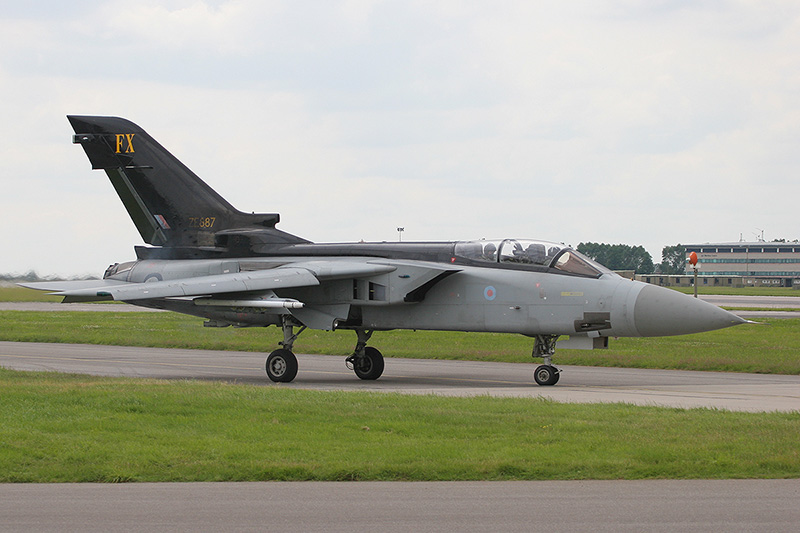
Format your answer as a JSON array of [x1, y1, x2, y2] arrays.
[[484, 286, 497, 301]]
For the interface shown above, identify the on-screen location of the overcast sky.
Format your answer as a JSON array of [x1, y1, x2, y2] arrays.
[[2, 1, 799, 276]]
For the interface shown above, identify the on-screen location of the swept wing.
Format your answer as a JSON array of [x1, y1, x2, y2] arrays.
[[24, 261, 400, 303]]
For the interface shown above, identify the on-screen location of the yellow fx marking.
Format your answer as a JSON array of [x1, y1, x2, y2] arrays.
[[115, 133, 135, 153]]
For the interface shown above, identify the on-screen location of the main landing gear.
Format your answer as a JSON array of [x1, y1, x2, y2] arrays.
[[532, 334, 560, 386], [265, 318, 384, 383], [265, 318, 305, 382], [345, 329, 384, 381]]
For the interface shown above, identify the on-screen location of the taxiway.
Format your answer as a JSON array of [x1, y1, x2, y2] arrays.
[[2, 480, 799, 532], [1, 341, 798, 412]]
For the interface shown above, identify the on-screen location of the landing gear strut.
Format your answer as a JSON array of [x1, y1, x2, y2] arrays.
[[265, 317, 305, 383], [532, 334, 560, 386], [345, 329, 384, 380], [265, 321, 385, 383]]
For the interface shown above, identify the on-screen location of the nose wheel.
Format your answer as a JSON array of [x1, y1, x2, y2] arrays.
[[533, 364, 560, 386]]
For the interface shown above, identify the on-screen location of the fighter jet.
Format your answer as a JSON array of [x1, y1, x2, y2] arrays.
[[23, 116, 746, 386]]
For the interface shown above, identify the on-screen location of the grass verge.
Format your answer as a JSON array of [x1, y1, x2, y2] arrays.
[[1, 367, 798, 482], [2, 310, 799, 374], [0, 287, 63, 302]]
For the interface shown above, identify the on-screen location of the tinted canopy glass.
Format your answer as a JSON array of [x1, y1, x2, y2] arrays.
[[454, 239, 606, 277]]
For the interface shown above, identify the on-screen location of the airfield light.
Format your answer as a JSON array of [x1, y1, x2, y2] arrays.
[[689, 252, 699, 298]]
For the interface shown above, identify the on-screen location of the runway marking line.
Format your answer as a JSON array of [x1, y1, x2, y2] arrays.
[[572, 385, 800, 404], [0, 353, 255, 372], [382, 372, 525, 387]]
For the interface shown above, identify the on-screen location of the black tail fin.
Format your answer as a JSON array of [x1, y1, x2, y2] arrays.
[[68, 116, 307, 250]]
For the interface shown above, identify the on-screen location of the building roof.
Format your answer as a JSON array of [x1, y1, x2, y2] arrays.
[[685, 242, 799, 247]]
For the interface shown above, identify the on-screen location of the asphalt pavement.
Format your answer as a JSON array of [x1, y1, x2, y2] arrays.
[[2, 341, 799, 412], [2, 480, 799, 532]]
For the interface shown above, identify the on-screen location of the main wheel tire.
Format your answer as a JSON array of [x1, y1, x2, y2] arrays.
[[354, 346, 384, 380], [266, 349, 298, 383], [533, 364, 559, 386]]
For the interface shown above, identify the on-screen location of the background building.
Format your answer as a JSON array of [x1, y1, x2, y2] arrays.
[[636, 242, 800, 288]]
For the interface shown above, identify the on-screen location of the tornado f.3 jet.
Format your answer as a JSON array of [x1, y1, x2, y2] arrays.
[[24, 116, 746, 386]]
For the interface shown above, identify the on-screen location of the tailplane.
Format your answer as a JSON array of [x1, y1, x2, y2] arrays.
[[68, 116, 307, 253]]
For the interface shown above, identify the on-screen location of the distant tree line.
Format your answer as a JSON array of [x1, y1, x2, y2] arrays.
[[0, 271, 97, 283], [576, 242, 710, 275], [577, 243, 655, 274], [659, 244, 686, 275], [0, 271, 50, 282]]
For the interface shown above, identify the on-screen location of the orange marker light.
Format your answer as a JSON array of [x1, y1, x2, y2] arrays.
[[689, 251, 698, 266]]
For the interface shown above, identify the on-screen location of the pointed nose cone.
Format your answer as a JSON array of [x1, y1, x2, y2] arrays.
[[633, 285, 747, 337]]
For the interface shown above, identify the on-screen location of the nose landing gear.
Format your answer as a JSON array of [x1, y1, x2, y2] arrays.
[[532, 334, 560, 386]]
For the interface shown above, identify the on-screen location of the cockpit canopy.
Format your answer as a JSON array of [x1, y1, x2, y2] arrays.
[[454, 239, 608, 278], [104, 261, 136, 280]]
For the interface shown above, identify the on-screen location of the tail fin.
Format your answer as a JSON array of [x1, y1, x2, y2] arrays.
[[68, 116, 306, 250]]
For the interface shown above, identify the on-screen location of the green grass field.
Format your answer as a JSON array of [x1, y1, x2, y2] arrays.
[[2, 285, 799, 482], [2, 367, 798, 482], [0, 286, 63, 302]]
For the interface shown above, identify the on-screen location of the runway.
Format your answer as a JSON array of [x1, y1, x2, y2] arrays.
[[2, 480, 799, 532], [698, 294, 800, 318], [700, 294, 800, 308], [2, 341, 798, 412]]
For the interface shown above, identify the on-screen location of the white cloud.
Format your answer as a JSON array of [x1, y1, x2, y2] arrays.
[[1, 1, 800, 275]]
